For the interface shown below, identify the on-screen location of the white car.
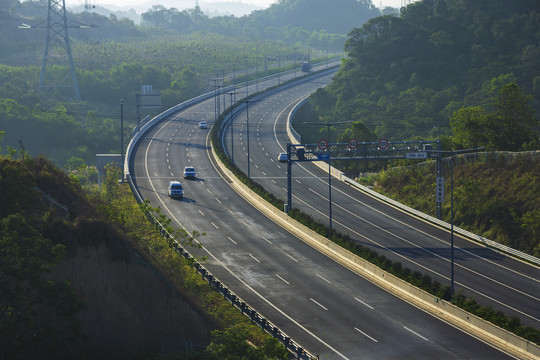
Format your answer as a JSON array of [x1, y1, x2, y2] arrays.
[[168, 181, 183, 199], [183, 166, 197, 179], [198, 121, 207, 129]]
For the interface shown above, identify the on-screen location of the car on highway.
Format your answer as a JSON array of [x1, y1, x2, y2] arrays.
[[198, 121, 207, 129], [183, 166, 197, 179], [168, 181, 183, 199], [278, 152, 288, 162]]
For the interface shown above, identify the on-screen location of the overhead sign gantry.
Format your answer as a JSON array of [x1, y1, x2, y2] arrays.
[[285, 139, 443, 228]]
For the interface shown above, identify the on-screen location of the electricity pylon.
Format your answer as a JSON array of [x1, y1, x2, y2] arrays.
[[38, 0, 82, 100], [401, 0, 416, 7]]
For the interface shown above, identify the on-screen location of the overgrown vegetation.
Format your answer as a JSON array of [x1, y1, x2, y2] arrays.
[[0, 150, 290, 358], [365, 154, 540, 257]]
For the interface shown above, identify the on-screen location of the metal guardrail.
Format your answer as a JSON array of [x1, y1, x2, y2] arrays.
[[340, 175, 540, 266], [34, 186, 69, 220]]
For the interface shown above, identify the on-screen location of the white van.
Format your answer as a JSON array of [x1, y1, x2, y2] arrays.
[[168, 181, 183, 199]]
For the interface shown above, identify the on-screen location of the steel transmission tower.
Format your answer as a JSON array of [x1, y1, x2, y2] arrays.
[[401, 0, 416, 7], [39, 0, 81, 100]]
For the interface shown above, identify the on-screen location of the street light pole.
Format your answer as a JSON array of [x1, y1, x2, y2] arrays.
[[120, 99, 124, 176], [326, 124, 333, 232], [435, 147, 483, 300], [303, 120, 352, 232], [246, 100, 251, 178], [228, 92, 234, 164], [450, 152, 455, 298]]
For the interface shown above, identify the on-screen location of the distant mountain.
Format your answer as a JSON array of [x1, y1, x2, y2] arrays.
[[68, 0, 264, 24]]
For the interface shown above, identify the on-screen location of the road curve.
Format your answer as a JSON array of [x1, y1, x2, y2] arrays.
[[129, 68, 518, 359], [225, 75, 540, 330]]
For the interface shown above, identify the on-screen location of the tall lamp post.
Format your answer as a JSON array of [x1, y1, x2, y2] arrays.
[[305, 120, 351, 233], [436, 147, 484, 299], [120, 99, 124, 177], [225, 91, 236, 164]]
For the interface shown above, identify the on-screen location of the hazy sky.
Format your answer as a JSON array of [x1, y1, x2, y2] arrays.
[[95, 0, 404, 10]]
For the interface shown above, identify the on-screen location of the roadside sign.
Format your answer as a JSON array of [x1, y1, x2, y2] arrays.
[[318, 139, 329, 150], [406, 152, 427, 159], [318, 153, 330, 160], [348, 138, 359, 149], [436, 177, 445, 203], [378, 138, 389, 149]]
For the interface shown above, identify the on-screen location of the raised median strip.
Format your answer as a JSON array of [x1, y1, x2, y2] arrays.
[[211, 144, 540, 360]]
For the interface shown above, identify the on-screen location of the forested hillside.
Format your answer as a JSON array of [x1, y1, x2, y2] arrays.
[[0, 155, 290, 359], [291, 0, 540, 256], [295, 0, 539, 154], [140, 0, 385, 50], [0, 0, 365, 169]]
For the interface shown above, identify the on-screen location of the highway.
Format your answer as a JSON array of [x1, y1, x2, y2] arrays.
[[225, 73, 540, 330], [129, 66, 521, 359]]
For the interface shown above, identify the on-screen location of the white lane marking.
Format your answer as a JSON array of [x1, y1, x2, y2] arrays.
[[198, 210, 205, 216], [211, 222, 219, 229], [317, 274, 331, 284], [276, 274, 289, 284], [310, 298, 328, 311], [354, 297, 374, 310], [249, 254, 261, 263], [216, 198, 222, 204], [354, 327, 378, 342], [297, 154, 540, 291], [404, 326, 429, 341], [271, 179, 277, 184], [286, 253, 298, 262], [309, 298, 328, 311], [263, 237, 272, 244], [228, 237, 237, 245], [291, 192, 540, 323], [295, 179, 302, 184]]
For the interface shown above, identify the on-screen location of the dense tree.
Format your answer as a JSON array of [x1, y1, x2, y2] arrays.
[[491, 83, 538, 151], [450, 106, 489, 149], [299, 0, 540, 151]]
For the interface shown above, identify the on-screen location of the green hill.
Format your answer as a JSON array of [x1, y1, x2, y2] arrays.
[[295, 0, 539, 147], [0, 155, 290, 359], [292, 0, 539, 255], [0, 156, 216, 358]]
